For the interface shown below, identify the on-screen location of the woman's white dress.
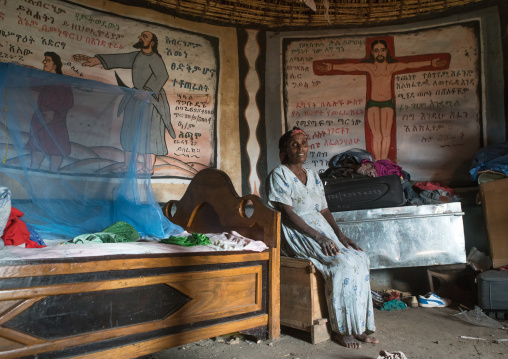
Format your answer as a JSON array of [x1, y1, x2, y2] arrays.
[[267, 165, 375, 335]]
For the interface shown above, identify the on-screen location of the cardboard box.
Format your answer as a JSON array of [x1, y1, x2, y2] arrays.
[[480, 177, 508, 268]]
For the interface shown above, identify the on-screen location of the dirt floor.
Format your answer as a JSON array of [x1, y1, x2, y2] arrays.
[[140, 307, 508, 359]]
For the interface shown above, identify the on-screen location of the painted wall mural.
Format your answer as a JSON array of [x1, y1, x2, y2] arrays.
[[283, 23, 481, 184], [0, 0, 219, 179]]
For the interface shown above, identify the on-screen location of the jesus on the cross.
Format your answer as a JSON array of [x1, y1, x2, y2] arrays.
[[314, 38, 450, 161]]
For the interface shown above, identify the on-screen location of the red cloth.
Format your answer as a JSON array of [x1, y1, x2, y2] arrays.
[[413, 181, 455, 196], [1, 208, 45, 248], [383, 291, 401, 302]]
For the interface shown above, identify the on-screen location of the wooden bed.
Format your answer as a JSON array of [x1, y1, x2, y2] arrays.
[[0, 168, 280, 358]]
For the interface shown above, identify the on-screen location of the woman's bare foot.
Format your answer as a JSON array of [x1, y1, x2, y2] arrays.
[[354, 332, 379, 344], [334, 333, 362, 349]]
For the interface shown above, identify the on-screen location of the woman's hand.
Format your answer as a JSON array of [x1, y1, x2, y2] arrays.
[[315, 235, 340, 256], [338, 234, 363, 251], [73, 54, 101, 67], [273, 203, 342, 256]]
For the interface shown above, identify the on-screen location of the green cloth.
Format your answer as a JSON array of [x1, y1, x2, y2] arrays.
[[161, 233, 210, 247], [66, 221, 140, 244], [380, 299, 408, 311], [100, 221, 140, 242]]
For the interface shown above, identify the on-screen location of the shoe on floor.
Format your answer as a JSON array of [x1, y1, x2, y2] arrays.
[[418, 292, 452, 308]]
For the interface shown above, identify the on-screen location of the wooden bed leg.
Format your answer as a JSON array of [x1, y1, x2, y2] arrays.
[[268, 246, 281, 340]]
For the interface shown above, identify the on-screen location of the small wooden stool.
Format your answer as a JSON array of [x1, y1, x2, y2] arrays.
[[280, 256, 330, 344]]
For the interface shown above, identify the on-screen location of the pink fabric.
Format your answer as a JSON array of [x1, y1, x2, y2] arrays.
[[361, 159, 404, 178], [291, 129, 306, 136], [374, 160, 404, 178]]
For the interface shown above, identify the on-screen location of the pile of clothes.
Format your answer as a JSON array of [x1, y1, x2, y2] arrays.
[[404, 181, 461, 205], [320, 148, 462, 206], [371, 289, 414, 311], [0, 187, 45, 248], [470, 142, 508, 183]]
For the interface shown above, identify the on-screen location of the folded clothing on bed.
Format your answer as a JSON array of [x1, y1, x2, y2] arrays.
[[65, 221, 140, 244], [206, 232, 268, 252], [161, 233, 210, 246]]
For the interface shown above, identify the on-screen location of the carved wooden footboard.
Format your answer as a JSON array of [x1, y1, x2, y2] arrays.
[[0, 168, 280, 358], [163, 168, 281, 339]]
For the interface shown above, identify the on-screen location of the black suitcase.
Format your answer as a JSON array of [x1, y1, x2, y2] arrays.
[[477, 270, 508, 319], [323, 175, 405, 212]]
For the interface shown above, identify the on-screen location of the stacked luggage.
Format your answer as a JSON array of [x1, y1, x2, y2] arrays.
[[320, 149, 405, 212]]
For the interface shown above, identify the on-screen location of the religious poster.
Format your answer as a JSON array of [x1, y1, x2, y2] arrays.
[[0, 0, 219, 179], [283, 23, 481, 184]]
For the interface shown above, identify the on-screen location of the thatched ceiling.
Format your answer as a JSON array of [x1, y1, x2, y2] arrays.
[[118, 0, 487, 27]]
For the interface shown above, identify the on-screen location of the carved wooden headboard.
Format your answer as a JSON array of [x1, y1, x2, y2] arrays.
[[162, 168, 280, 249]]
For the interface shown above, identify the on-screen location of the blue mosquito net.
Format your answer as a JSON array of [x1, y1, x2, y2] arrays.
[[0, 62, 183, 239]]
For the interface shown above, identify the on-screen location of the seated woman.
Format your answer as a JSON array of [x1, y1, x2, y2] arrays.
[[266, 127, 378, 349]]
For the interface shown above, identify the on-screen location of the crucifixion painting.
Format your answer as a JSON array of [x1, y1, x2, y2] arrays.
[[314, 37, 451, 162]]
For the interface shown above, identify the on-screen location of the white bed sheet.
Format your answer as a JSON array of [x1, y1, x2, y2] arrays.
[[0, 231, 268, 262]]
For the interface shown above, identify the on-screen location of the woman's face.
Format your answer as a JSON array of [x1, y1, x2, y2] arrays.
[[285, 133, 308, 165], [42, 56, 56, 73]]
